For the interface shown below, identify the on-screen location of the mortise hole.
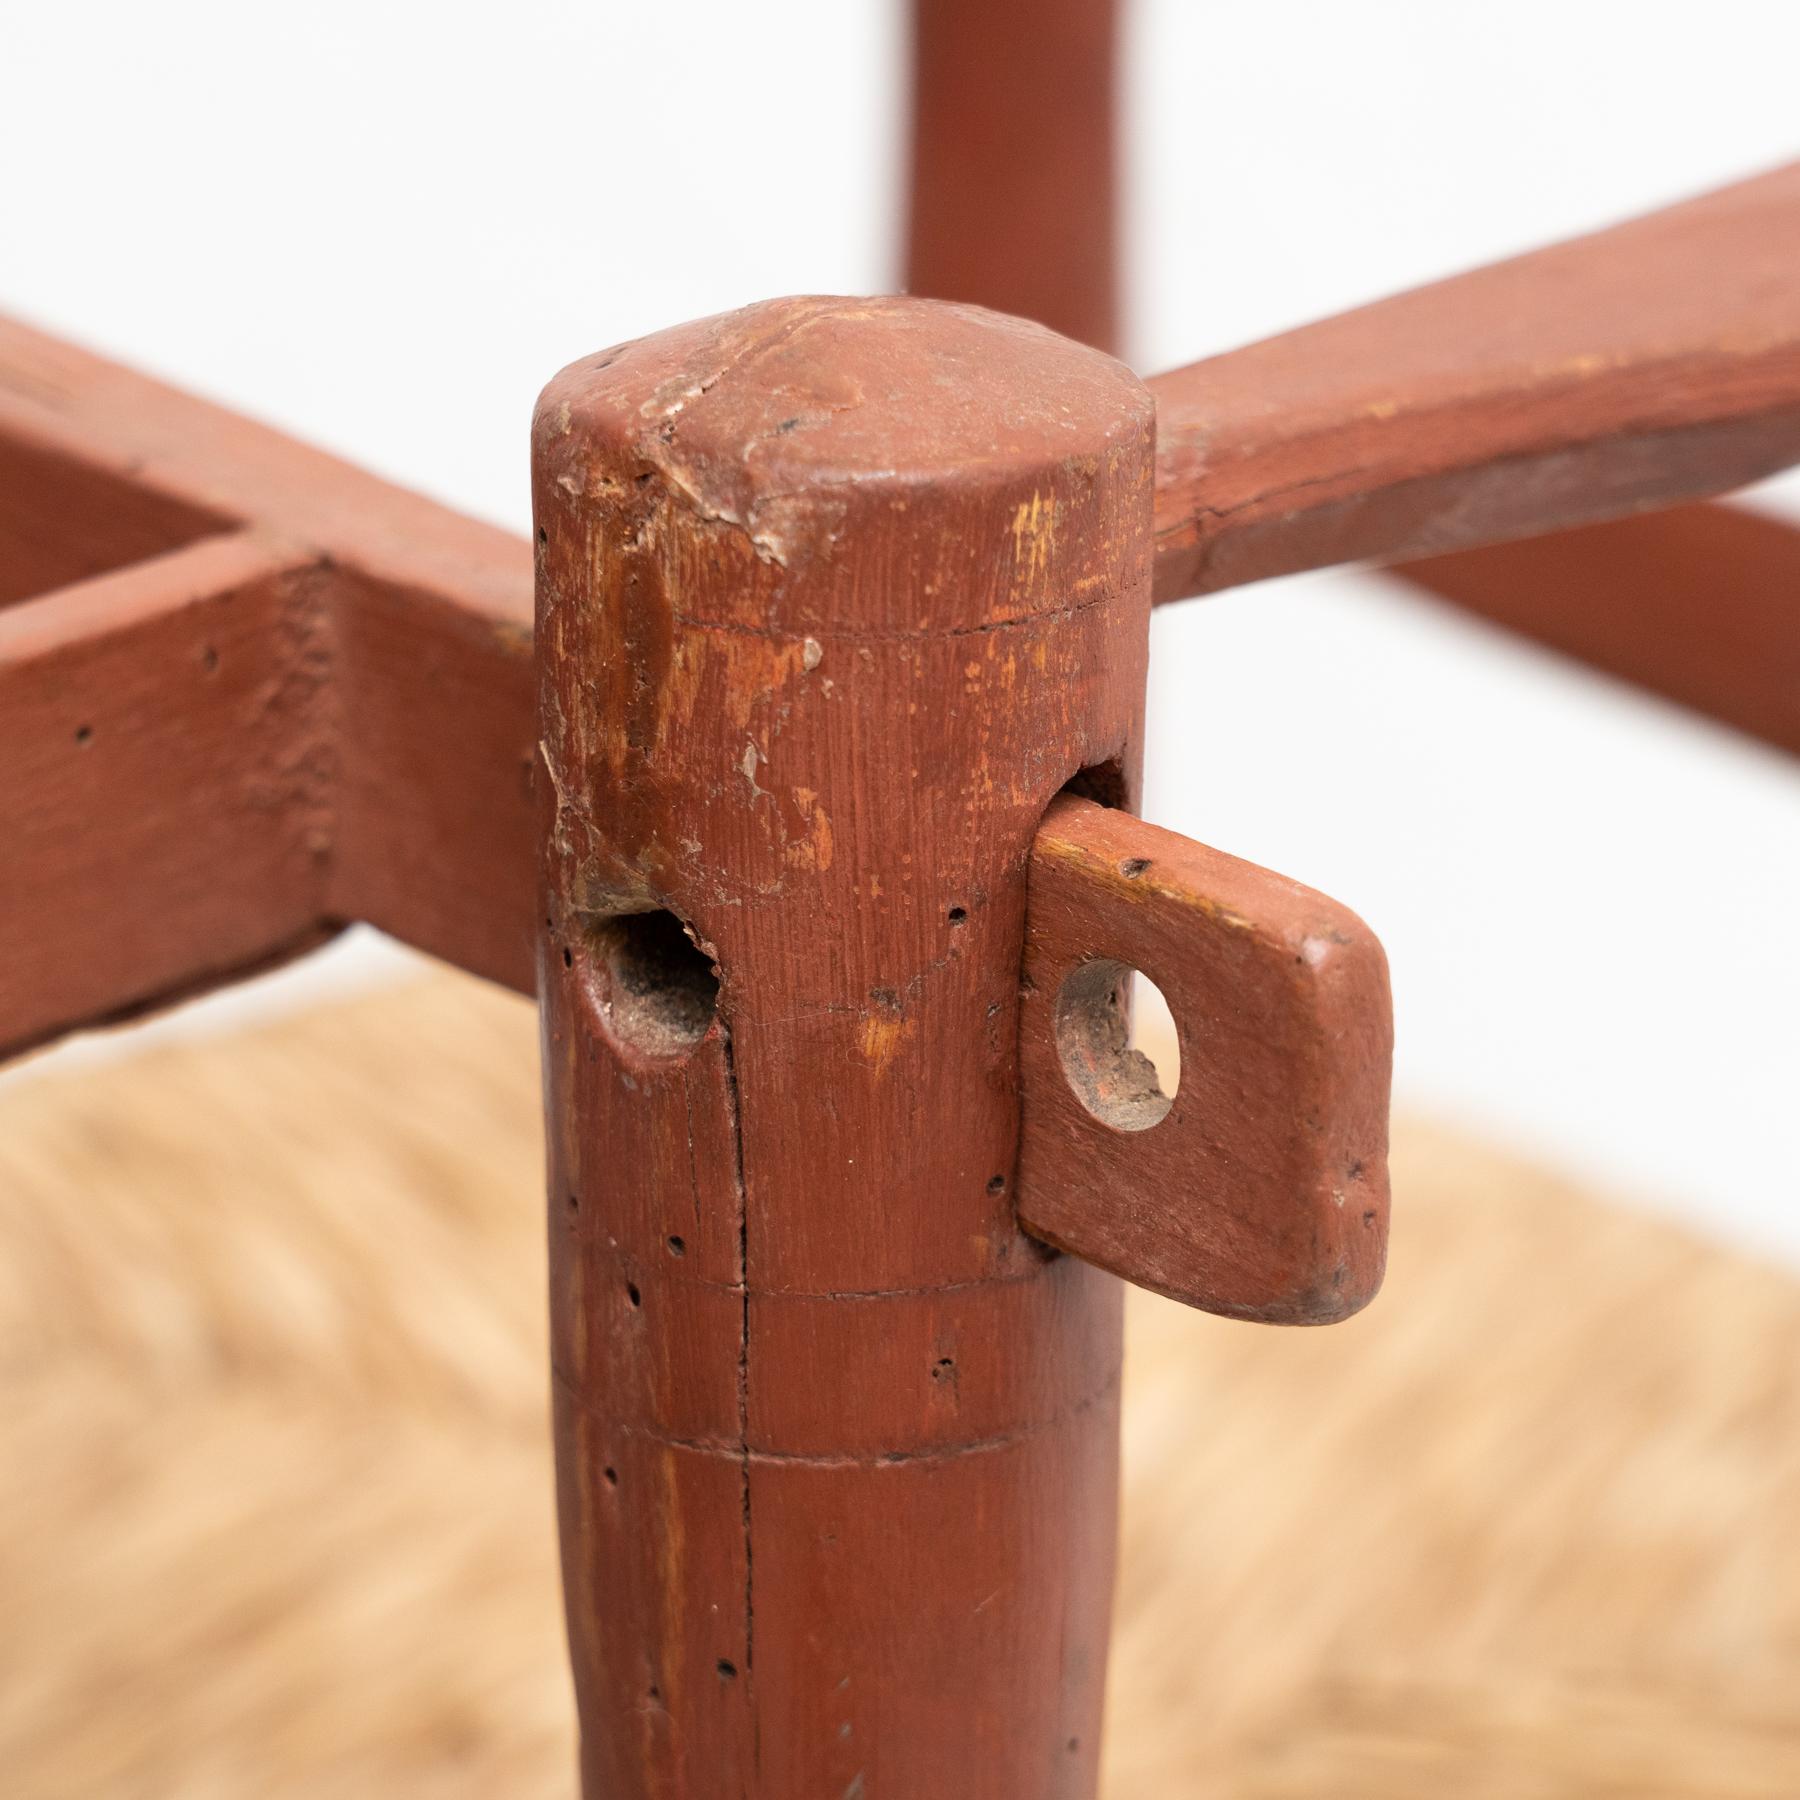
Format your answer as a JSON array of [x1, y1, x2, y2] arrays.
[[666, 1235, 686, 1257], [1060, 759, 1127, 811], [1054, 959, 1179, 1131], [582, 909, 719, 1058]]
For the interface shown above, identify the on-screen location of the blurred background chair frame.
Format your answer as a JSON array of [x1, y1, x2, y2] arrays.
[[2, 1, 1795, 1793]]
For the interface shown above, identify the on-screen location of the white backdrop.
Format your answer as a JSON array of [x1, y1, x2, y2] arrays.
[[4, 1, 1797, 1262]]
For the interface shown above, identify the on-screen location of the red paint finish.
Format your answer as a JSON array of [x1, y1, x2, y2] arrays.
[[0, 533, 336, 1058], [1020, 796, 1392, 1324], [1393, 502, 1800, 761], [906, 0, 1120, 352], [534, 296, 1153, 1798], [1150, 161, 1800, 602], [0, 315, 537, 1036]]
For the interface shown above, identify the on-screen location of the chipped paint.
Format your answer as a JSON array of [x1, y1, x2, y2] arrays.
[[784, 787, 835, 872], [858, 1011, 912, 1076], [1009, 491, 1057, 584]]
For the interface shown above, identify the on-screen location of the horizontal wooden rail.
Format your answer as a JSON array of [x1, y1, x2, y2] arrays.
[[1149, 160, 1800, 602], [0, 316, 537, 1058], [0, 532, 335, 1055]]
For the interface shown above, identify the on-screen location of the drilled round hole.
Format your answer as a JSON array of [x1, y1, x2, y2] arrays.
[[1053, 959, 1177, 1131], [584, 909, 719, 1057], [1130, 969, 1181, 1097]]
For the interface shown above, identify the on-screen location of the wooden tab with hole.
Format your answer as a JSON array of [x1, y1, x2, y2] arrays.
[[1018, 795, 1392, 1325]]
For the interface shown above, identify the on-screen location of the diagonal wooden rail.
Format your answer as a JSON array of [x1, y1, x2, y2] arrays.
[[1393, 500, 1800, 759], [1149, 160, 1800, 603]]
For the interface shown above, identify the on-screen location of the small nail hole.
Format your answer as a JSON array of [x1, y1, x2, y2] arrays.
[[1120, 858, 1150, 879], [626, 1283, 642, 1308], [986, 1174, 1006, 1197], [666, 1235, 686, 1257], [946, 905, 967, 925], [716, 1659, 737, 1681], [563, 947, 573, 968], [567, 1192, 579, 1213], [603, 1466, 618, 1486], [201, 647, 220, 674], [537, 526, 547, 544], [73, 724, 93, 746]]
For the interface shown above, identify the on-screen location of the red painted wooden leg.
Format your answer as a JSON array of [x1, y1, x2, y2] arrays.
[[906, 0, 1121, 352], [534, 297, 1154, 1797]]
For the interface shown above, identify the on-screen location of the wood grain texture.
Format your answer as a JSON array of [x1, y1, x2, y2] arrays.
[[534, 296, 1154, 1798], [0, 532, 337, 1059], [1389, 501, 1800, 759], [906, 0, 1119, 352], [1150, 161, 1800, 602], [1019, 797, 1391, 1323]]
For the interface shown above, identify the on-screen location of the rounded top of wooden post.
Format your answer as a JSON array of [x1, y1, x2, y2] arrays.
[[533, 296, 1152, 631]]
